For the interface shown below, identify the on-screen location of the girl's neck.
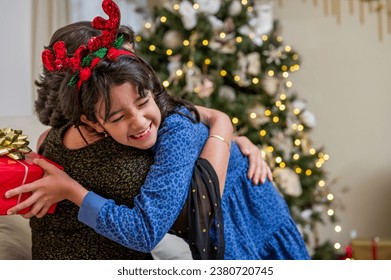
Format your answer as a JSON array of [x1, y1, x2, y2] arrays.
[[63, 125, 104, 149]]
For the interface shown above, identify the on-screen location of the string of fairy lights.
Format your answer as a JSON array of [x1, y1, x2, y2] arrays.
[[137, 0, 346, 256]]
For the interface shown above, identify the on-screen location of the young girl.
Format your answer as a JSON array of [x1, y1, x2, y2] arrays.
[[7, 0, 309, 259]]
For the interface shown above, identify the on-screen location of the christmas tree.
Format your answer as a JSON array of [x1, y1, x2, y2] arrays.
[[135, 0, 336, 259]]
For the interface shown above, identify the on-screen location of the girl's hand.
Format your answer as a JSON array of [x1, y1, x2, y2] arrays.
[[5, 158, 87, 219], [233, 136, 273, 185]]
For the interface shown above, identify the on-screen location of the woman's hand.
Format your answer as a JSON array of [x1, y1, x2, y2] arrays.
[[5, 158, 88, 219], [233, 136, 273, 185]]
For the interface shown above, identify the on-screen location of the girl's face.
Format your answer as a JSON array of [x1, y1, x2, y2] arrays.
[[96, 82, 161, 150]]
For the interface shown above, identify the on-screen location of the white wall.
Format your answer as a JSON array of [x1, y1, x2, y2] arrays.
[[0, 1, 47, 150], [0, 0, 33, 117], [69, 0, 146, 33], [275, 1, 391, 247]]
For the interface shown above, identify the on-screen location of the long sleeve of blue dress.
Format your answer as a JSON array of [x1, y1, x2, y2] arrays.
[[78, 112, 205, 252]]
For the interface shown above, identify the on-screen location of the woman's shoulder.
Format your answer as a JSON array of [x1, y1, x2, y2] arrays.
[[36, 124, 69, 153], [36, 129, 52, 151]]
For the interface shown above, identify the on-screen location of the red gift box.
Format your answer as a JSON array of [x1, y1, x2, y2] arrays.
[[0, 152, 62, 215]]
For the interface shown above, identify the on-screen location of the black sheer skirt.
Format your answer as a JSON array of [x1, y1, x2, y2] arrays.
[[170, 158, 225, 260]]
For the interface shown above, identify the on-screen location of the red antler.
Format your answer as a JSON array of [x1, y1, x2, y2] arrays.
[[88, 0, 121, 52], [41, 0, 135, 91], [42, 41, 70, 71]]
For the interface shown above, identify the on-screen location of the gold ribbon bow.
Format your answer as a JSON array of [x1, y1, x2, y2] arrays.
[[0, 128, 32, 160]]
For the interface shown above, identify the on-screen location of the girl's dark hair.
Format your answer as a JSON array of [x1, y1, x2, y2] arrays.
[[36, 21, 199, 128], [62, 54, 200, 128]]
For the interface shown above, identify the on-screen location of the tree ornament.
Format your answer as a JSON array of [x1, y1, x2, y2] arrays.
[[163, 30, 184, 49], [274, 167, 303, 197]]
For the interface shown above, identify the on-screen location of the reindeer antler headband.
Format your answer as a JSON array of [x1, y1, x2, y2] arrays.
[[41, 0, 135, 90]]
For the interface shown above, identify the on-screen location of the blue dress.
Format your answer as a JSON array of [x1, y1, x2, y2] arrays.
[[79, 108, 310, 260]]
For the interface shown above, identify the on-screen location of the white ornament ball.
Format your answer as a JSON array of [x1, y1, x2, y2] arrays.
[[163, 30, 183, 49]]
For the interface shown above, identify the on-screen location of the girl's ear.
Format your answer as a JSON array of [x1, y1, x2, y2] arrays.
[[80, 115, 106, 133], [123, 42, 134, 52]]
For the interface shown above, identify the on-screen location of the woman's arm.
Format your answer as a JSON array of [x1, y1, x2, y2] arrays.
[[5, 130, 88, 217], [5, 158, 88, 215], [196, 106, 232, 195]]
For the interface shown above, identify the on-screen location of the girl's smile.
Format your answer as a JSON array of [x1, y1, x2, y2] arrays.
[[130, 122, 152, 140]]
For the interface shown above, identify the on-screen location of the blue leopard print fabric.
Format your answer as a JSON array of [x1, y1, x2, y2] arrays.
[[95, 107, 310, 259]]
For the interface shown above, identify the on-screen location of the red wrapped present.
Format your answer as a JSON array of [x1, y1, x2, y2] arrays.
[[0, 128, 62, 215]]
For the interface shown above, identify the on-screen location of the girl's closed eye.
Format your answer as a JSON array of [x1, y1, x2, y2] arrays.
[[138, 98, 149, 108], [111, 115, 124, 123]]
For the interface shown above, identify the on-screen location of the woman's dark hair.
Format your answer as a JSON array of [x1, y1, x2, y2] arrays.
[[35, 21, 135, 127], [36, 21, 199, 129]]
